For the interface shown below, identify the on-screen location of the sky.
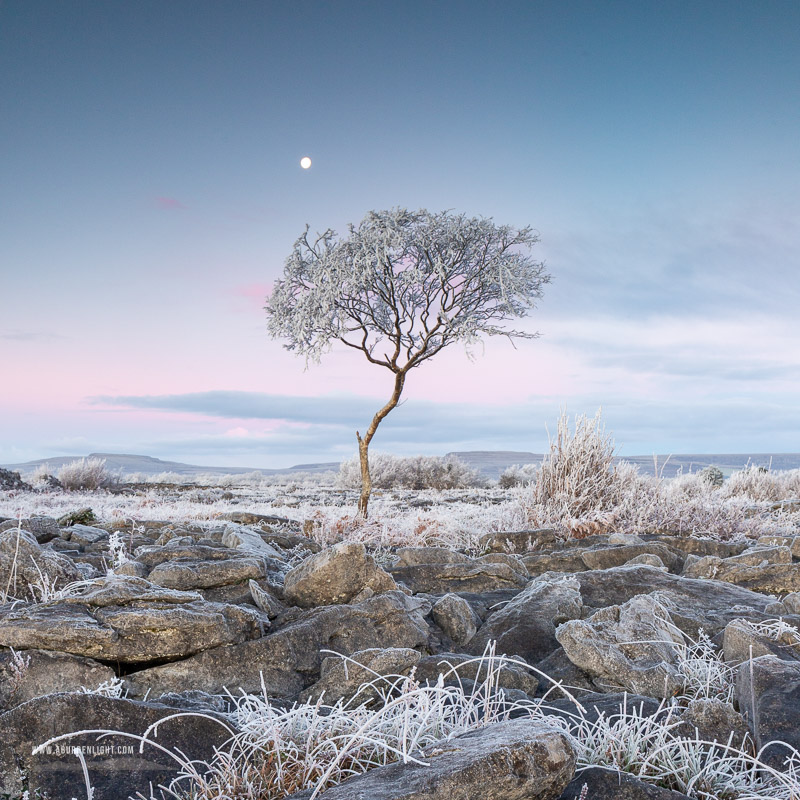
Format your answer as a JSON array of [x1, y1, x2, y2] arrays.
[[1, 0, 799, 469]]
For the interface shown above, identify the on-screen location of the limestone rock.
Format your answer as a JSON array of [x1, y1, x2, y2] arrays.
[[479, 528, 559, 554], [556, 593, 684, 698], [299, 646, 422, 704], [284, 541, 398, 607], [568, 565, 776, 638], [468, 575, 583, 664], [558, 766, 692, 799], [0, 648, 116, 710], [0, 516, 60, 543], [431, 593, 480, 645], [0, 527, 84, 601], [388, 561, 528, 595], [394, 546, 471, 566], [147, 556, 269, 590], [127, 590, 431, 699], [285, 718, 576, 800], [0, 693, 231, 799], [0, 576, 263, 664], [415, 652, 539, 696], [723, 618, 800, 665], [736, 654, 800, 769]]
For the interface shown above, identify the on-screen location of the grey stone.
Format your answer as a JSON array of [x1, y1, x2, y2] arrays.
[[0, 527, 84, 602], [394, 546, 471, 566], [556, 593, 684, 698], [0, 648, 116, 710], [299, 647, 422, 704], [0, 576, 263, 664], [479, 528, 560, 554], [431, 593, 480, 645], [558, 766, 692, 799], [285, 718, 576, 800], [415, 652, 539, 696], [0, 516, 60, 543], [388, 561, 528, 595], [0, 693, 231, 799], [66, 523, 109, 547], [723, 618, 800, 665], [127, 591, 431, 699], [147, 556, 269, 590], [736, 655, 800, 769], [567, 565, 776, 638], [284, 541, 398, 607], [468, 575, 583, 665], [221, 524, 286, 559]]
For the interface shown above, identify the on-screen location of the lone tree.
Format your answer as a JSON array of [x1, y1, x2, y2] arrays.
[[265, 208, 550, 516]]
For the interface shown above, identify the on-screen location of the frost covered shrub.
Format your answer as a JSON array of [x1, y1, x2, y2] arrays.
[[337, 453, 483, 490], [57, 457, 116, 491], [722, 465, 800, 502], [498, 463, 539, 488], [697, 465, 724, 488]]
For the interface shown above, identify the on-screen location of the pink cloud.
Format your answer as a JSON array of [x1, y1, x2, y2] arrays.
[[155, 196, 186, 210], [235, 282, 273, 299]]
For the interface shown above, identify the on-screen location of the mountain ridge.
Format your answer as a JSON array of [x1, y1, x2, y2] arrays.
[[4, 451, 800, 480]]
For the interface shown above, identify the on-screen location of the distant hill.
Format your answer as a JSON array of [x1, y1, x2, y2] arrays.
[[448, 451, 800, 479], [2, 453, 338, 478], [4, 451, 799, 482]]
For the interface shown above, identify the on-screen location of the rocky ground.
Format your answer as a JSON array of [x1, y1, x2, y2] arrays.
[[3, 500, 800, 799]]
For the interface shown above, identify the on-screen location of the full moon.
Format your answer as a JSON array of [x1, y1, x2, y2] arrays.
[[300, 156, 312, 169]]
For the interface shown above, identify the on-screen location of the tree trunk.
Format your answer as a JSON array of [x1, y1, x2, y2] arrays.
[[356, 370, 407, 518]]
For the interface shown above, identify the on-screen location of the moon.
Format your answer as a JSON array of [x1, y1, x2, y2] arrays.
[[300, 156, 312, 169]]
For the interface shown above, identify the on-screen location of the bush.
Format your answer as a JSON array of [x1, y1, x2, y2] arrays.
[[337, 453, 483, 490], [697, 465, 724, 488], [498, 463, 539, 489], [57, 457, 117, 491]]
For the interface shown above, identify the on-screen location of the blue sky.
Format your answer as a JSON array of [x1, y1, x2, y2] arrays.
[[1, 0, 799, 468]]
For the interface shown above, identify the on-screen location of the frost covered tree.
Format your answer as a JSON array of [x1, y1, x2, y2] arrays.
[[265, 208, 550, 516]]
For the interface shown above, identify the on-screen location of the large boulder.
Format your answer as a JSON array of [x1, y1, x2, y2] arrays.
[[431, 593, 480, 646], [556, 594, 684, 698], [127, 591, 431, 699], [284, 541, 398, 607], [722, 618, 800, 665], [0, 693, 231, 799], [0, 575, 264, 664], [467, 575, 583, 664], [286, 718, 576, 800]]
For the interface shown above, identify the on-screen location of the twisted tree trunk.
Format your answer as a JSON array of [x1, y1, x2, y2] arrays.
[[356, 370, 406, 517]]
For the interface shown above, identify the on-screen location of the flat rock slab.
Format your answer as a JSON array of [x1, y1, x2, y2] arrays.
[[146, 556, 269, 589], [388, 561, 528, 594], [286, 718, 575, 800], [0, 598, 263, 664], [0, 693, 231, 799]]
